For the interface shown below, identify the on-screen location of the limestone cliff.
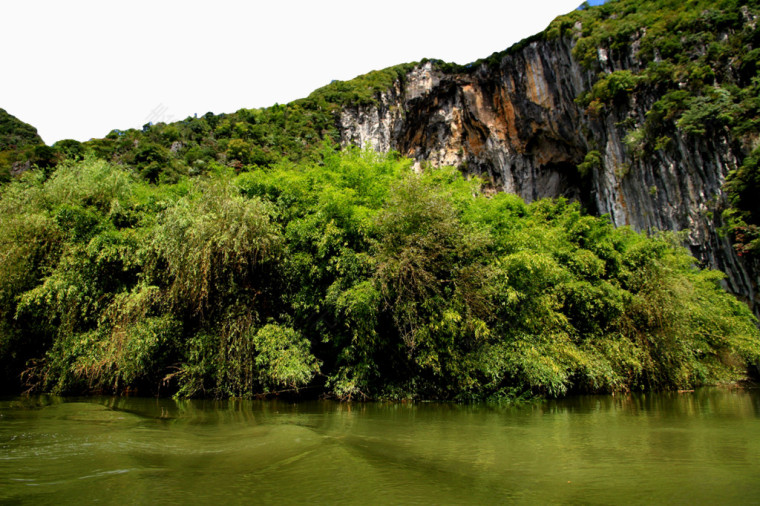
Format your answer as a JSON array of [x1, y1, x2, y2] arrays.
[[337, 25, 760, 313]]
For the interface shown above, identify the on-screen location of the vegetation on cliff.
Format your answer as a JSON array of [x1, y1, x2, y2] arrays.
[[1, 148, 757, 400], [0, 109, 56, 182], [550, 0, 760, 255], [12, 0, 757, 261], [426, 0, 760, 258], [2, 0, 760, 400], [0, 109, 42, 151]]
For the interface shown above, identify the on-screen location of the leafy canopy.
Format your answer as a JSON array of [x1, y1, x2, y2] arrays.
[[1, 148, 757, 400]]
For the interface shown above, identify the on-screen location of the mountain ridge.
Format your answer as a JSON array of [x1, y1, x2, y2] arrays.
[[3, 0, 760, 315], [2, 0, 760, 398], [336, 0, 760, 315]]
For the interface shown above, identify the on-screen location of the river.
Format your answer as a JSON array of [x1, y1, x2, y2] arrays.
[[1, 389, 759, 504]]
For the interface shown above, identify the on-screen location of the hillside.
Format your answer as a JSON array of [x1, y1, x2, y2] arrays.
[[1, 0, 759, 399], [0, 108, 42, 151], [5, 0, 757, 314], [0, 108, 55, 181], [336, 0, 760, 314]]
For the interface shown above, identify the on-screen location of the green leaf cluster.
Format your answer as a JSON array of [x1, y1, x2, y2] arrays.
[[9, 63, 417, 188], [545, 0, 760, 255], [1, 148, 757, 400], [0, 108, 43, 151], [0, 109, 60, 182]]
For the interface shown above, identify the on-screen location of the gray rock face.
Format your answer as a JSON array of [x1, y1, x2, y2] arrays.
[[337, 36, 760, 314]]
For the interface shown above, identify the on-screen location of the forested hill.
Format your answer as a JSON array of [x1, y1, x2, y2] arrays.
[[1, 0, 760, 400], [335, 0, 760, 316], [3, 1, 760, 313], [0, 108, 42, 151], [0, 109, 53, 177]]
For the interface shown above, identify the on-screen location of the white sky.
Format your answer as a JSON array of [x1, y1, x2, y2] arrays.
[[1, 0, 582, 144]]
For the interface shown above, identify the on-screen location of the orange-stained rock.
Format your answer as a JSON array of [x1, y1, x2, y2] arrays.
[[337, 37, 760, 316]]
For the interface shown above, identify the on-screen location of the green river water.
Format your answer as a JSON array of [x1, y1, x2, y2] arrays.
[[1, 389, 759, 504]]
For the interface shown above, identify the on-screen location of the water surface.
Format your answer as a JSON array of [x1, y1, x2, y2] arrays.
[[2, 389, 759, 504]]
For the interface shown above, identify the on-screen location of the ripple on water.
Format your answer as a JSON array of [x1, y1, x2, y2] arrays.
[[1, 392, 760, 504]]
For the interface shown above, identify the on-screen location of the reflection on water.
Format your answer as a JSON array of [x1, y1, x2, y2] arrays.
[[1, 389, 759, 504]]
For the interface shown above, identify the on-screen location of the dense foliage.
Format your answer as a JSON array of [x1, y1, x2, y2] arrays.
[[547, 0, 760, 254], [1, 60, 415, 186], [426, 0, 760, 257], [1, 148, 757, 400], [7, 1, 760, 260], [18, 63, 417, 185], [0, 108, 42, 151], [0, 109, 54, 182], [1, 0, 760, 400]]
